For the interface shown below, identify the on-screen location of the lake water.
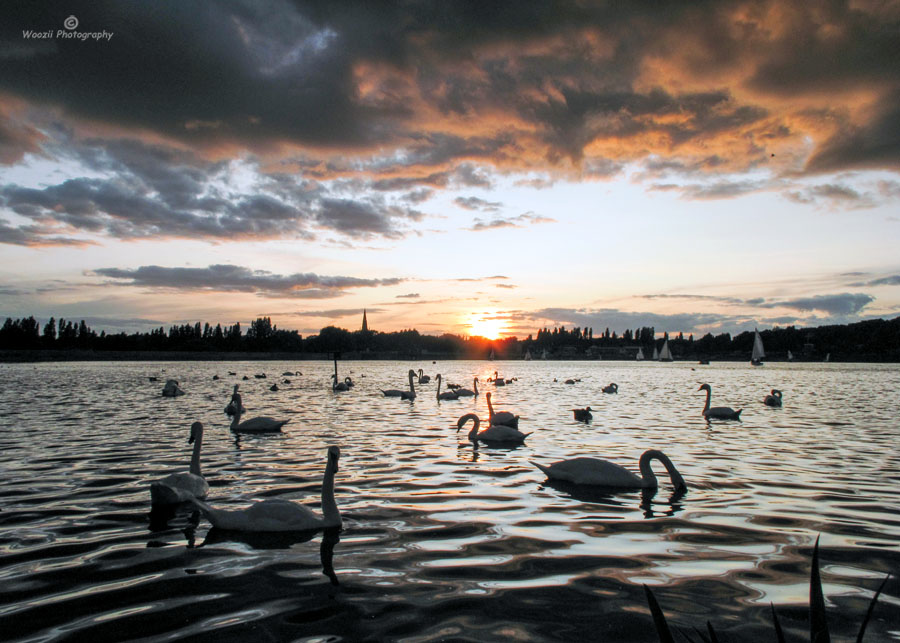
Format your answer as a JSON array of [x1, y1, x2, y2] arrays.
[[1, 360, 898, 641]]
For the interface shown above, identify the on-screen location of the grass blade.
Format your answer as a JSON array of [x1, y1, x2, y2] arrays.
[[771, 602, 786, 643], [856, 573, 890, 643], [810, 535, 831, 643], [644, 584, 676, 643]]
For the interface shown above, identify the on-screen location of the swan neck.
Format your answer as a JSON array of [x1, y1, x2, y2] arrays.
[[408, 371, 416, 394], [702, 387, 710, 413], [190, 432, 203, 476], [486, 394, 494, 417], [474, 378, 478, 395], [321, 458, 340, 526], [640, 450, 685, 490], [230, 410, 241, 429]]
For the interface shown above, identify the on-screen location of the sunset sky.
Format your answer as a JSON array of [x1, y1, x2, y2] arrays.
[[1, 1, 898, 340]]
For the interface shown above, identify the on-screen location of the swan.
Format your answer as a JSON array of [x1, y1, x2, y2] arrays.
[[764, 389, 783, 407], [225, 385, 246, 416], [417, 369, 431, 384], [435, 374, 460, 400], [454, 377, 478, 397], [602, 383, 618, 394], [381, 369, 417, 400], [491, 371, 506, 386], [698, 383, 742, 420], [344, 376, 354, 388], [230, 406, 289, 433], [572, 407, 592, 422], [533, 449, 686, 490], [269, 383, 279, 391], [486, 391, 519, 427], [150, 421, 209, 505], [331, 358, 349, 391], [161, 379, 185, 397], [457, 413, 530, 445], [192, 446, 342, 532]]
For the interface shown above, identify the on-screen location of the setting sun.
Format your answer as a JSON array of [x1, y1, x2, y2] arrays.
[[468, 313, 507, 340]]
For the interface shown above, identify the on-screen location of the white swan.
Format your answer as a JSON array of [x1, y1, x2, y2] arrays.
[[698, 383, 742, 420], [454, 377, 478, 397], [764, 389, 783, 407], [457, 413, 530, 445], [435, 374, 459, 400], [150, 422, 209, 505], [381, 369, 417, 400], [486, 391, 519, 427], [533, 449, 686, 490], [230, 406, 289, 433], [192, 446, 341, 532], [491, 371, 506, 386], [161, 379, 185, 397], [225, 384, 246, 416], [602, 383, 618, 394], [417, 369, 431, 384]]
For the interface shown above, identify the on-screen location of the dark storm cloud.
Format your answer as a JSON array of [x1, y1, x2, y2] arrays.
[[91, 264, 403, 298]]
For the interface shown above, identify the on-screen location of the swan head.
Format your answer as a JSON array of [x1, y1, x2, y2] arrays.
[[698, 383, 711, 393], [189, 421, 203, 443], [327, 445, 341, 471], [456, 413, 479, 432]]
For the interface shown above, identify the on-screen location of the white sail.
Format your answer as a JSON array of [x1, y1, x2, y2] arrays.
[[524, 348, 532, 360], [659, 339, 673, 361], [489, 348, 495, 360], [751, 328, 765, 364], [541, 349, 548, 360], [636, 347, 644, 361], [825, 353, 830, 362], [787, 350, 793, 361], [652, 345, 659, 360]]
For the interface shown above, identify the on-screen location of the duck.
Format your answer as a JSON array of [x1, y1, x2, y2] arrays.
[[381, 369, 417, 400], [150, 422, 209, 505], [457, 413, 530, 445], [192, 446, 341, 532], [269, 383, 279, 392], [230, 406, 289, 433], [698, 383, 742, 420], [454, 377, 478, 397], [764, 389, 783, 407], [533, 449, 686, 490], [486, 391, 519, 428], [435, 374, 460, 400], [572, 407, 592, 422], [417, 369, 431, 384], [602, 383, 618, 394], [161, 379, 185, 397]]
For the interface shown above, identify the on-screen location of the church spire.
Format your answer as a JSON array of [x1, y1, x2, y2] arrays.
[[361, 309, 368, 332]]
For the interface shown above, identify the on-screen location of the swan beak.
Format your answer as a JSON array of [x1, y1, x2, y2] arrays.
[[188, 434, 195, 444]]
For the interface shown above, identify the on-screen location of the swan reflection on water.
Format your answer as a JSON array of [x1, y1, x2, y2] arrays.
[[539, 480, 687, 518], [197, 526, 342, 586]]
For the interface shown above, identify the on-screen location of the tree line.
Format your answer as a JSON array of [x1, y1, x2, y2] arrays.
[[1, 314, 899, 361]]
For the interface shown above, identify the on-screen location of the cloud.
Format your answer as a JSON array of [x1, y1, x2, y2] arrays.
[[285, 308, 380, 318], [782, 183, 875, 208], [849, 275, 900, 287], [760, 293, 875, 315], [454, 196, 502, 212], [91, 264, 404, 299], [468, 212, 555, 231], [396, 293, 420, 298]]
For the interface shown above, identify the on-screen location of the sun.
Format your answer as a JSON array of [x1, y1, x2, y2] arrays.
[[468, 314, 506, 340]]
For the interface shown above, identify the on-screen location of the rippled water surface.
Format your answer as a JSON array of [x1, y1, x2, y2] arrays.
[[1, 360, 899, 641]]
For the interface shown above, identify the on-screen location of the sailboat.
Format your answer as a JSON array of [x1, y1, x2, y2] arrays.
[[824, 353, 831, 362], [658, 339, 673, 362], [488, 348, 495, 360], [541, 349, 548, 360], [751, 328, 764, 366], [652, 344, 659, 360], [524, 348, 532, 361], [787, 349, 794, 361], [636, 347, 644, 361]]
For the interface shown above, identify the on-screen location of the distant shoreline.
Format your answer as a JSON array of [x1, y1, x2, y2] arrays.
[[1, 349, 896, 363]]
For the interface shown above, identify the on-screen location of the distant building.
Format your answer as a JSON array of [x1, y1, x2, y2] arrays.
[[361, 309, 368, 332]]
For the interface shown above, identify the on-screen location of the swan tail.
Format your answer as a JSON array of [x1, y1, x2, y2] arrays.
[[531, 461, 552, 477], [735, 408, 743, 418]]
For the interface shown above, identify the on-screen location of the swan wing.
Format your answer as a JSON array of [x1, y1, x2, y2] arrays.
[[538, 457, 642, 487], [151, 472, 209, 504], [382, 389, 403, 397], [478, 425, 528, 442], [247, 499, 323, 531], [236, 417, 287, 432]]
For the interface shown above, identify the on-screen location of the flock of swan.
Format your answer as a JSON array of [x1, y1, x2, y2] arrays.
[[152, 368, 784, 534]]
